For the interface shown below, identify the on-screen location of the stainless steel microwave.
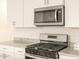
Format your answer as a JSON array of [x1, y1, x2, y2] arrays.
[[34, 5, 65, 26]]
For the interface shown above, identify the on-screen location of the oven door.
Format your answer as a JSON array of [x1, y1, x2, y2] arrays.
[[25, 56, 35, 59], [25, 53, 52, 59], [25, 56, 47, 59]]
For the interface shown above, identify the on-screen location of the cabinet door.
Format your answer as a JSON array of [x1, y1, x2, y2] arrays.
[[7, 0, 23, 27], [0, 51, 3, 59], [65, 0, 79, 27], [45, 0, 64, 6], [60, 55, 71, 59], [24, 0, 35, 27], [60, 55, 79, 59], [1, 53, 14, 59], [34, 0, 44, 8], [6, 54, 14, 59], [24, 0, 44, 27], [5, 51, 14, 59], [14, 48, 25, 59], [15, 54, 25, 59], [0, 45, 14, 59]]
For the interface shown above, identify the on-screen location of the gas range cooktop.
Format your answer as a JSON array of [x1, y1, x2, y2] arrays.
[[26, 43, 67, 52], [25, 33, 68, 59]]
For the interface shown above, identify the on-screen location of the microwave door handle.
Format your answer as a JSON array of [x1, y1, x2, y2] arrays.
[[55, 9, 57, 22]]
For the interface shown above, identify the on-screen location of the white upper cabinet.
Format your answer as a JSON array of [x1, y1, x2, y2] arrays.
[[46, 0, 64, 6], [24, 0, 44, 27], [7, 0, 44, 28], [34, 0, 44, 8], [65, 0, 79, 27], [7, 0, 23, 27], [24, 0, 35, 27]]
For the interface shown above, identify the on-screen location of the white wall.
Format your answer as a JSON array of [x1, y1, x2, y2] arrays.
[[0, 0, 13, 42]]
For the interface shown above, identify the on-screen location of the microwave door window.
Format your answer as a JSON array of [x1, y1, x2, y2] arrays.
[[43, 11, 51, 23], [34, 12, 43, 23], [43, 10, 56, 23]]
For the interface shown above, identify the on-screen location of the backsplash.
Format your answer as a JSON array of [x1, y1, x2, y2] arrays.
[[14, 27, 79, 46]]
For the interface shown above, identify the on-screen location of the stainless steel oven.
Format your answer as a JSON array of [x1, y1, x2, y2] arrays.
[[25, 33, 68, 59], [25, 53, 52, 59], [25, 53, 58, 59], [34, 5, 65, 26], [25, 56, 35, 59]]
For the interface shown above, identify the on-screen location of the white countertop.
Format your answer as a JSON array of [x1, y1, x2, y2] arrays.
[[0, 40, 36, 48], [59, 47, 79, 57]]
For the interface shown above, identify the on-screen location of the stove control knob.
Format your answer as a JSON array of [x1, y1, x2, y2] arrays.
[[34, 47, 38, 50]]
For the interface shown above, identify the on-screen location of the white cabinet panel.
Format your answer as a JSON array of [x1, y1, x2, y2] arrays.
[[15, 54, 25, 59], [14, 47, 25, 59], [60, 55, 71, 59], [0, 51, 3, 59], [24, 0, 36, 27], [59, 53, 79, 59], [65, 0, 79, 27], [14, 48, 25, 55], [14, 0, 23, 27], [0, 45, 14, 53], [0, 45, 14, 59], [7, 0, 23, 27], [0, 45, 25, 59], [6, 54, 14, 59], [24, 0, 44, 27], [60, 55, 79, 59], [48, 0, 64, 6], [0, 52, 14, 59], [34, 0, 44, 8], [42, 0, 64, 7], [7, 0, 44, 28]]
